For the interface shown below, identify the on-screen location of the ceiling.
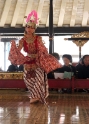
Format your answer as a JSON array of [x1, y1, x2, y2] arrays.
[[0, 0, 89, 28]]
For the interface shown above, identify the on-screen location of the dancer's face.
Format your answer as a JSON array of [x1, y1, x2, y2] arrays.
[[25, 26, 35, 34]]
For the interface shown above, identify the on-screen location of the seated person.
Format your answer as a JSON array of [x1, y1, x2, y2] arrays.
[[77, 55, 89, 79], [18, 65, 24, 71], [75, 58, 83, 78], [54, 54, 76, 93], [7, 63, 18, 72], [76, 58, 83, 71], [55, 54, 76, 77], [47, 52, 62, 79], [0, 67, 3, 72]]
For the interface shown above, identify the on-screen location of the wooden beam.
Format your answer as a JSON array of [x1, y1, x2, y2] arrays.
[[70, 0, 78, 26], [1, 27, 89, 34], [46, 0, 57, 27], [58, 0, 66, 26], [82, 0, 89, 26], [23, 0, 33, 27], [37, 0, 45, 22], [46, 15, 49, 27], [11, 0, 22, 27], [64, 37, 89, 41], [0, 0, 12, 27]]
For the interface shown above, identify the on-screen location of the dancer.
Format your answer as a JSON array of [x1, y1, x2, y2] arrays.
[[8, 10, 61, 104]]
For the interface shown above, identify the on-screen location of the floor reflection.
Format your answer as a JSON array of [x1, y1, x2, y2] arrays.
[[71, 106, 79, 124], [58, 114, 65, 124], [0, 90, 89, 124]]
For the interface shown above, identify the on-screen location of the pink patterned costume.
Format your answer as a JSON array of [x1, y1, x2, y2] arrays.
[[8, 10, 61, 103]]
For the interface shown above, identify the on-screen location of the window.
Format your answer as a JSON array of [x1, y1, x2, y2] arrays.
[[42, 36, 49, 52], [0, 42, 4, 70], [54, 36, 79, 64], [1, 35, 89, 70]]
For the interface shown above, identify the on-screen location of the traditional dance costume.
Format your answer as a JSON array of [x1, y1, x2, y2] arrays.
[[8, 10, 61, 104]]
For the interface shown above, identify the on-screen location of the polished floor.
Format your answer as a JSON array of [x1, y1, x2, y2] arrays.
[[0, 89, 89, 124]]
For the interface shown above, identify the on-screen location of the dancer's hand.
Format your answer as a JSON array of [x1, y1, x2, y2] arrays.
[[10, 40, 15, 44]]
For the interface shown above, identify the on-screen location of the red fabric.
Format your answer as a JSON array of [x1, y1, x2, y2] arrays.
[[8, 41, 31, 65], [24, 59, 36, 64], [8, 36, 61, 73], [38, 53, 61, 73], [36, 37, 62, 73], [23, 39, 29, 52], [23, 36, 38, 53]]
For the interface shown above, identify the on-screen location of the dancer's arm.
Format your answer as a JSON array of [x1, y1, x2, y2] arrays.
[[37, 36, 48, 54], [17, 38, 24, 51], [10, 38, 23, 51]]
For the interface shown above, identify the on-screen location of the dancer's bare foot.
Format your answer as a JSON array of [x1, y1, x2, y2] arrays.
[[45, 94, 49, 98], [30, 98, 39, 104]]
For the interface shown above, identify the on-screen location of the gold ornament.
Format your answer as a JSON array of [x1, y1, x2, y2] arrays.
[[27, 21, 36, 29], [26, 36, 36, 43], [72, 31, 89, 47]]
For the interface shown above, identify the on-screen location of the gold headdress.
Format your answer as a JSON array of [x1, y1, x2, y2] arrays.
[[26, 10, 38, 29]]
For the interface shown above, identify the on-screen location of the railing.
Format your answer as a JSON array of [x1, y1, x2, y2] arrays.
[[48, 78, 89, 93], [0, 72, 89, 93]]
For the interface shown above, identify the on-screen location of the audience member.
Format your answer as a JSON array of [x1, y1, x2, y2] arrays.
[[18, 65, 24, 71], [54, 54, 76, 93], [76, 58, 83, 70], [55, 54, 76, 76], [47, 52, 62, 79], [0, 67, 3, 72], [75, 58, 83, 78], [77, 55, 89, 79], [7, 63, 18, 72]]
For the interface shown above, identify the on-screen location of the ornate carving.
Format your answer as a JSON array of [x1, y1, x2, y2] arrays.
[[71, 31, 89, 46], [0, 72, 23, 79]]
